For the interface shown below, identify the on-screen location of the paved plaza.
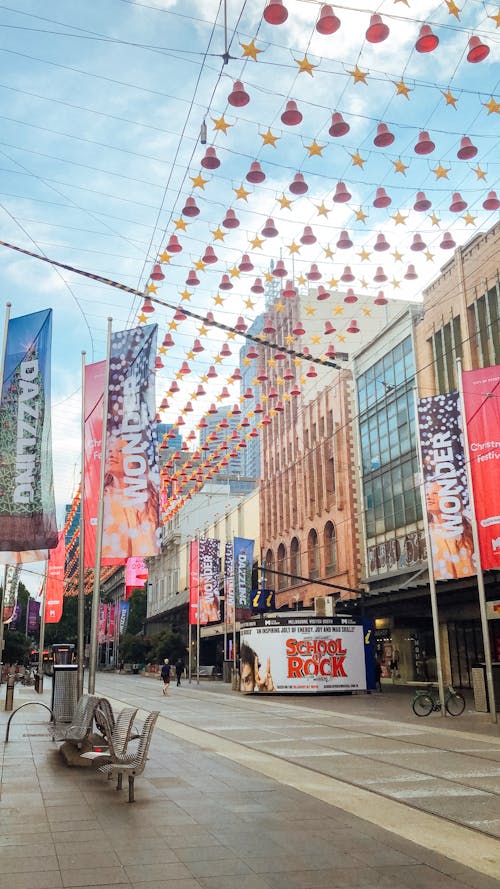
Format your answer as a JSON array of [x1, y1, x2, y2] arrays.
[[1, 674, 500, 889]]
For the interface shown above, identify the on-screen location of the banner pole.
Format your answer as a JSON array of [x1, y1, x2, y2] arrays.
[[457, 359, 497, 722], [0, 303, 11, 684], [196, 534, 200, 686], [37, 563, 48, 692], [88, 317, 112, 695], [0, 563, 8, 685], [413, 388, 446, 716], [77, 351, 86, 698]]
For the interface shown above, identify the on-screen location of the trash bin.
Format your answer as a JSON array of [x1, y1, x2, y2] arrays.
[[51, 664, 78, 723]]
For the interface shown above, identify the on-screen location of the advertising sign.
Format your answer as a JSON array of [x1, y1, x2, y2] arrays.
[[239, 616, 366, 694], [234, 537, 254, 608], [44, 530, 65, 623]]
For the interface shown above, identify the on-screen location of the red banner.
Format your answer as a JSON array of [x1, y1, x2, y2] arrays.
[[462, 366, 500, 569], [44, 531, 65, 623], [189, 539, 199, 625]]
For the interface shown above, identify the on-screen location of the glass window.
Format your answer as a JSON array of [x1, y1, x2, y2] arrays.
[[324, 522, 337, 573], [308, 529, 320, 579]]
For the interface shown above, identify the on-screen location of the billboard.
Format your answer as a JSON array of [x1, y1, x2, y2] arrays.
[[239, 616, 366, 694]]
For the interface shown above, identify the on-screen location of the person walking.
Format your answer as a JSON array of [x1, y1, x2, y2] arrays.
[[175, 657, 184, 687], [161, 658, 171, 695]]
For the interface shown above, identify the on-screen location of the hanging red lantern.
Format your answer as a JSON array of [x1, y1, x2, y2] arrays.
[[324, 343, 336, 359], [228, 80, 250, 107], [341, 265, 355, 282], [374, 233, 390, 251], [374, 291, 387, 306], [251, 277, 265, 293], [333, 181, 351, 203], [201, 146, 220, 169], [467, 36, 489, 63], [410, 233, 426, 251], [182, 196, 200, 216], [257, 366, 268, 382], [263, 316, 276, 334], [414, 131, 435, 155], [203, 245, 218, 264], [347, 319, 360, 333], [329, 112, 349, 137], [373, 266, 387, 283], [207, 364, 217, 377], [317, 286, 330, 301], [239, 253, 254, 272], [273, 259, 287, 277], [283, 280, 297, 298], [457, 137, 477, 160], [289, 172, 308, 195], [192, 338, 204, 353], [150, 263, 165, 281], [154, 356, 164, 369], [306, 365, 318, 378], [373, 187, 391, 208], [235, 316, 247, 332], [300, 225, 316, 245], [179, 361, 190, 374], [483, 191, 500, 210], [263, 0, 288, 25], [283, 365, 294, 381], [307, 263, 322, 281], [186, 269, 200, 286], [324, 321, 336, 335], [414, 191, 431, 212], [219, 274, 233, 290], [316, 5, 340, 34], [373, 123, 394, 147], [281, 100, 302, 126], [450, 192, 467, 212], [337, 230, 353, 249], [223, 208, 239, 228], [292, 319, 305, 336], [166, 234, 182, 253], [415, 24, 439, 53], [440, 232, 456, 250], [344, 288, 358, 304], [290, 383, 301, 396], [163, 332, 174, 348], [366, 14, 389, 43], [246, 161, 265, 183], [404, 264, 418, 280], [141, 296, 155, 313], [262, 217, 278, 237], [246, 344, 259, 359]]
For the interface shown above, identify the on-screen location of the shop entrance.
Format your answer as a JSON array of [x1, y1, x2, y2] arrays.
[[448, 620, 484, 689]]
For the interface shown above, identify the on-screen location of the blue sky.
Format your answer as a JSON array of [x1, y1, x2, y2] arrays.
[[0, 0, 499, 589]]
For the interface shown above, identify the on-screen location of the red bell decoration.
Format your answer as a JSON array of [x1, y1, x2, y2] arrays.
[[324, 321, 336, 335], [163, 333, 174, 347], [341, 265, 355, 282], [179, 360, 190, 375], [300, 225, 316, 245], [228, 80, 249, 107], [246, 344, 259, 359], [373, 187, 391, 208], [201, 146, 220, 169], [450, 192, 467, 212], [292, 319, 305, 336], [373, 123, 394, 148], [263, 316, 276, 334], [150, 263, 165, 281], [414, 191, 431, 212], [262, 217, 278, 237], [184, 400, 193, 411], [263, 0, 288, 25], [414, 131, 435, 155], [329, 111, 349, 137], [374, 233, 390, 251], [230, 403, 240, 415], [235, 316, 247, 332], [306, 364, 318, 378], [274, 401, 284, 413], [141, 296, 155, 313], [374, 291, 387, 306], [366, 14, 389, 43], [333, 181, 351, 203], [246, 161, 265, 183], [223, 208, 239, 228], [192, 338, 204, 352], [243, 387, 254, 399], [268, 386, 278, 399], [373, 266, 387, 283], [290, 383, 301, 396], [186, 269, 200, 286], [324, 343, 336, 359], [154, 356, 164, 370], [415, 24, 439, 53], [289, 172, 308, 195], [457, 137, 477, 160], [317, 285, 330, 300], [337, 230, 353, 249], [220, 384, 230, 396], [307, 263, 322, 281], [283, 279, 297, 298], [219, 274, 233, 290], [275, 350, 286, 361], [410, 233, 426, 251], [273, 259, 287, 277], [483, 190, 500, 210], [166, 234, 182, 253], [176, 415, 185, 426], [467, 36, 489, 63], [344, 288, 358, 303], [316, 4, 340, 34], [239, 253, 254, 272], [347, 319, 360, 333], [208, 403, 218, 414], [182, 196, 200, 216], [257, 365, 268, 382], [283, 365, 294, 380], [168, 381, 179, 395], [205, 311, 215, 325], [159, 397, 169, 410], [207, 364, 217, 377], [251, 277, 265, 293], [281, 100, 302, 126], [203, 245, 218, 264], [440, 231, 456, 250], [404, 264, 418, 280]]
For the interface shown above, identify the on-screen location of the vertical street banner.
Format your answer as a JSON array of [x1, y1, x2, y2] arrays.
[[198, 537, 220, 624], [98, 602, 107, 644], [417, 393, 475, 580], [83, 361, 115, 566], [188, 539, 199, 626], [462, 366, 500, 569], [224, 541, 235, 626], [45, 531, 65, 623], [0, 309, 58, 550], [2, 565, 20, 623], [118, 600, 130, 635], [102, 324, 160, 559], [107, 603, 116, 641], [26, 598, 40, 634], [125, 556, 148, 597], [234, 537, 254, 607]]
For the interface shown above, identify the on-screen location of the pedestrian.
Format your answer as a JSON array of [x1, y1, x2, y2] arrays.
[[374, 657, 382, 692], [175, 657, 184, 687], [161, 658, 171, 695]]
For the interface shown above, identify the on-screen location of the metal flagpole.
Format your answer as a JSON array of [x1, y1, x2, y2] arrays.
[[0, 563, 8, 685], [0, 303, 11, 685], [88, 318, 112, 695], [37, 562, 49, 693], [457, 359, 497, 723], [413, 389, 446, 716], [77, 351, 86, 698]]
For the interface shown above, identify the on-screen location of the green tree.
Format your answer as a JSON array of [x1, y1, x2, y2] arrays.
[[127, 588, 147, 635], [149, 628, 185, 663], [120, 633, 151, 664], [3, 629, 30, 665]]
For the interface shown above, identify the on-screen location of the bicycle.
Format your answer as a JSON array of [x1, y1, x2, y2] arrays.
[[412, 684, 466, 717]]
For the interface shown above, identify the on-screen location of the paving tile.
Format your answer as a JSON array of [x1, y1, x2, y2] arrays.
[[124, 863, 193, 883], [133, 881, 203, 889], [56, 850, 121, 869], [0, 854, 59, 873], [185, 859, 254, 879], [60, 867, 128, 887], [197, 877, 273, 889], [115, 847, 181, 866], [0, 871, 62, 889]]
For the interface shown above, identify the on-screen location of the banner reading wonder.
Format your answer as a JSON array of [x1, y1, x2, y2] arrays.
[[0, 309, 57, 550], [462, 366, 500, 569], [102, 324, 160, 559], [417, 392, 475, 580]]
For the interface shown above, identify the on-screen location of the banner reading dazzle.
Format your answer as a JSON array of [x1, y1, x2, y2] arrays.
[[462, 366, 500, 569], [0, 309, 57, 550], [224, 541, 235, 626], [234, 537, 254, 608], [417, 393, 475, 580], [102, 324, 160, 559]]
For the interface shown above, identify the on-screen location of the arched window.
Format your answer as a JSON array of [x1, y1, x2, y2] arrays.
[[264, 548, 274, 589], [290, 537, 301, 580], [307, 528, 320, 579], [277, 543, 287, 590], [324, 521, 337, 574]]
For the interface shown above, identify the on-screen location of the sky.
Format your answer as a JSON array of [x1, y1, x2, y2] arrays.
[[0, 0, 499, 591]]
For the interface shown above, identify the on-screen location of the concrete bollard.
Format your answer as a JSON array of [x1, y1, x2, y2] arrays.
[[5, 673, 15, 711]]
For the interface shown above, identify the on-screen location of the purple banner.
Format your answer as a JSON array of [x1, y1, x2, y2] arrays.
[[26, 598, 40, 634]]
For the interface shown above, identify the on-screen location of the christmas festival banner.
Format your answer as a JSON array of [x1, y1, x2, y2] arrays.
[[102, 324, 160, 559], [0, 309, 57, 550]]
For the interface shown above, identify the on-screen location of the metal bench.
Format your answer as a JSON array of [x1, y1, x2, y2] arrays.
[[98, 710, 159, 802], [49, 693, 100, 746]]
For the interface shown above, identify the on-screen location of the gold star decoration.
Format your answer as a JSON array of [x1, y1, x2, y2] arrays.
[[250, 234, 264, 249], [394, 0, 409, 5], [329, 277, 339, 288], [393, 79, 412, 98], [354, 207, 368, 223], [358, 248, 371, 261], [392, 249, 403, 262], [310, 335, 321, 345], [284, 333, 295, 345], [432, 163, 450, 179], [210, 227, 224, 241], [229, 266, 240, 278], [213, 293, 224, 306], [445, 0, 461, 19], [168, 320, 178, 331], [234, 184, 250, 201], [392, 158, 408, 175], [337, 334, 346, 343], [265, 271, 273, 283], [275, 302, 285, 313], [295, 55, 317, 76], [304, 305, 316, 316], [242, 356, 251, 366], [489, 8, 500, 26], [391, 278, 401, 289], [348, 65, 368, 85], [483, 97, 500, 115], [214, 354, 223, 365], [190, 173, 208, 189], [362, 307, 371, 316], [350, 150, 366, 168], [158, 346, 167, 355], [137, 312, 147, 323], [424, 250, 434, 262], [227, 330, 236, 340], [287, 241, 300, 254], [267, 357, 276, 368], [442, 89, 458, 108], [315, 202, 329, 217], [278, 193, 292, 210], [333, 305, 344, 315], [360, 278, 368, 289], [261, 128, 279, 147], [297, 273, 306, 285], [474, 165, 487, 180], [392, 211, 407, 226], [159, 251, 171, 263], [430, 213, 441, 226], [240, 39, 263, 60], [179, 289, 192, 301], [463, 212, 477, 225], [146, 282, 158, 293], [306, 140, 325, 157], [174, 217, 188, 230], [324, 245, 334, 258], [212, 115, 232, 134], [194, 259, 206, 271], [244, 297, 255, 309], [186, 351, 195, 361], [198, 325, 208, 337], [293, 356, 302, 367]]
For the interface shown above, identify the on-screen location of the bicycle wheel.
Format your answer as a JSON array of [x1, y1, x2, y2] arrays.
[[446, 692, 466, 716], [412, 693, 433, 717]]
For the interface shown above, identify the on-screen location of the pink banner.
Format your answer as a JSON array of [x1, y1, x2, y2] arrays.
[[189, 539, 199, 626], [44, 531, 65, 623], [125, 557, 148, 598]]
